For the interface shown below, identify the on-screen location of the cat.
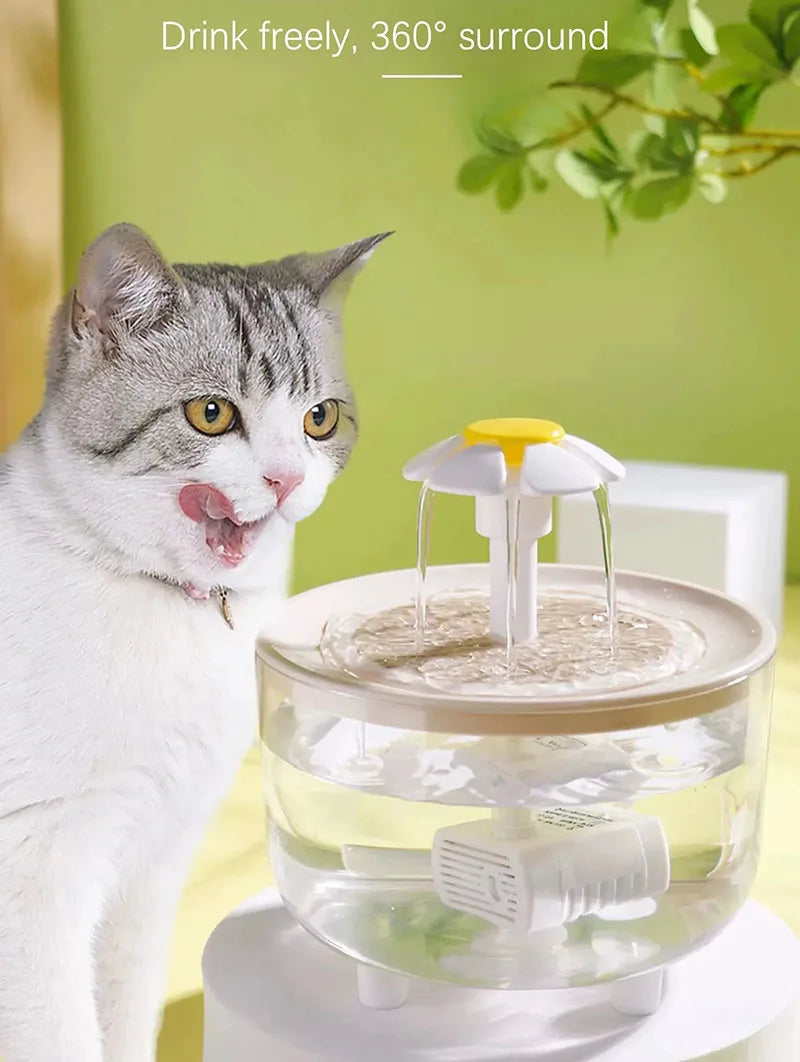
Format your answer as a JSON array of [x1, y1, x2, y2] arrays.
[[0, 222, 389, 1062]]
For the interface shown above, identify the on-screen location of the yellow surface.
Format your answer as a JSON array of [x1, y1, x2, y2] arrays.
[[464, 418, 566, 465], [157, 587, 800, 1061]]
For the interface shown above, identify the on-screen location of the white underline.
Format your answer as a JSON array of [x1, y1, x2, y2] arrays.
[[382, 73, 463, 79]]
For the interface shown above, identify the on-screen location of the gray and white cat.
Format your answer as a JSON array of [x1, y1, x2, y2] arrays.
[[0, 222, 388, 1062]]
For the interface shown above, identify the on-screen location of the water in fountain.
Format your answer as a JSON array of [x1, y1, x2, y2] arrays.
[[414, 482, 434, 651], [321, 591, 705, 696], [265, 747, 758, 990]]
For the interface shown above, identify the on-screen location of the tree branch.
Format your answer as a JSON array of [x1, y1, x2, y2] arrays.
[[713, 147, 796, 178], [549, 79, 800, 142], [524, 99, 619, 154], [730, 127, 800, 140], [548, 80, 721, 129], [703, 142, 800, 156]]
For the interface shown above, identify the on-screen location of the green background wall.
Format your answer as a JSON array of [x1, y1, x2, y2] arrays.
[[60, 0, 799, 587]]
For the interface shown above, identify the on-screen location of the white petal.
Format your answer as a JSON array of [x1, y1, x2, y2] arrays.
[[562, 435, 626, 482], [521, 442, 601, 496], [428, 444, 506, 497], [402, 435, 464, 482]]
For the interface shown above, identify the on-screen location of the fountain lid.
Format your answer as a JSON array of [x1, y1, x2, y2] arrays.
[[255, 564, 776, 737], [403, 418, 625, 497]]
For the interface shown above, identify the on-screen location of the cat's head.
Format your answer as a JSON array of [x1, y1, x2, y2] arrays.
[[43, 222, 389, 593]]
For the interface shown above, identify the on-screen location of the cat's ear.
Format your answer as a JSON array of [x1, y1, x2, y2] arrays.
[[288, 232, 392, 315], [71, 223, 185, 349]]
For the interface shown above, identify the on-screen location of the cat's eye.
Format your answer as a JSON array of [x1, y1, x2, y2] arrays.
[[184, 397, 238, 436], [304, 400, 340, 441]]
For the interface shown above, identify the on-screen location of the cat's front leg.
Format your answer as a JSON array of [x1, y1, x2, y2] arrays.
[[96, 856, 193, 1062], [95, 802, 217, 1062], [0, 812, 106, 1062]]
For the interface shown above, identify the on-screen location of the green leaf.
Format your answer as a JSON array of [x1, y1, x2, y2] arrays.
[[636, 132, 675, 170], [649, 58, 687, 112], [698, 173, 729, 202], [706, 23, 786, 93], [627, 130, 652, 158], [717, 22, 783, 70], [475, 119, 524, 157], [457, 155, 504, 194], [678, 27, 715, 66], [626, 175, 694, 219], [642, 0, 677, 12], [496, 163, 525, 211], [688, 0, 719, 55], [665, 118, 700, 159], [643, 112, 667, 135], [576, 149, 628, 182], [516, 97, 575, 145], [579, 103, 620, 158], [719, 81, 768, 130], [575, 50, 657, 88], [555, 151, 603, 199], [748, 0, 781, 43], [748, 0, 798, 50], [616, 7, 666, 51], [603, 199, 621, 242], [702, 65, 757, 92], [636, 119, 700, 175], [527, 163, 549, 193], [481, 95, 573, 153], [782, 8, 800, 61]]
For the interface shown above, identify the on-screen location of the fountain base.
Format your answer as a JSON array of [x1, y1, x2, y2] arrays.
[[202, 890, 800, 1061]]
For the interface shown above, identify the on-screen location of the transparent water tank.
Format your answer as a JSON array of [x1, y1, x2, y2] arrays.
[[256, 564, 775, 991]]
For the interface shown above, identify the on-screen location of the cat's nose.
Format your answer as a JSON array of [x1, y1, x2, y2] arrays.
[[264, 471, 304, 506]]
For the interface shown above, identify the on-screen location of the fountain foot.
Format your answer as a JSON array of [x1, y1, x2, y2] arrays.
[[610, 966, 666, 1016], [356, 963, 410, 1010]]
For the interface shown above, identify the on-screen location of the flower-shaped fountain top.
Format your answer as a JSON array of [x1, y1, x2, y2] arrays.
[[403, 418, 624, 496], [403, 418, 626, 644]]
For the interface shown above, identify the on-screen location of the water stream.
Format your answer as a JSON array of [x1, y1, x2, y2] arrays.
[[504, 495, 521, 668], [593, 484, 617, 653], [414, 482, 434, 650], [414, 476, 619, 668]]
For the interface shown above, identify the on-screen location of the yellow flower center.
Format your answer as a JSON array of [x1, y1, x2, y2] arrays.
[[463, 418, 565, 466]]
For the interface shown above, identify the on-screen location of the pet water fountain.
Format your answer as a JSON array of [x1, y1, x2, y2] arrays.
[[202, 419, 800, 1061]]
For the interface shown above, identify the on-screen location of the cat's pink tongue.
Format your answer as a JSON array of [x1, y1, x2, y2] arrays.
[[179, 484, 238, 524], [178, 484, 249, 568]]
